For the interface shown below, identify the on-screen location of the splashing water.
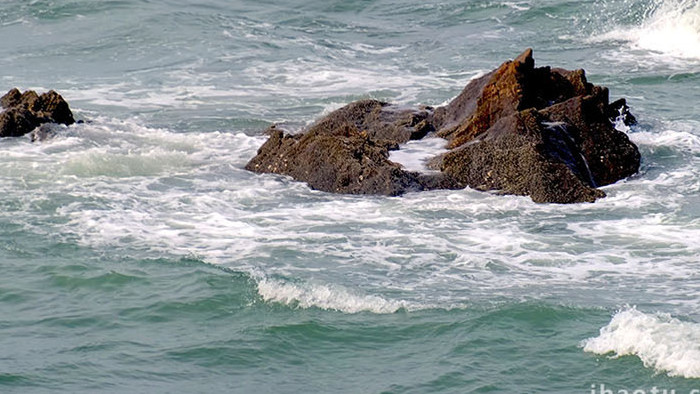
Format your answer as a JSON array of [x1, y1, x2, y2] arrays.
[[582, 307, 700, 378], [592, 0, 700, 61]]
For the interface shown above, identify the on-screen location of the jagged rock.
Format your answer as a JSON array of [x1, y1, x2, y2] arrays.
[[246, 49, 641, 203], [539, 94, 640, 187], [429, 50, 641, 203], [245, 104, 457, 196], [0, 88, 75, 138], [302, 99, 436, 144], [438, 109, 606, 203]]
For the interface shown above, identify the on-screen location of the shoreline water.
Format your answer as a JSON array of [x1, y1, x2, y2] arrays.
[[1, 0, 700, 392]]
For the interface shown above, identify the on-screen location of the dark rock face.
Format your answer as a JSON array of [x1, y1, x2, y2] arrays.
[[438, 109, 606, 203], [246, 49, 641, 203], [0, 88, 75, 138], [245, 100, 456, 196]]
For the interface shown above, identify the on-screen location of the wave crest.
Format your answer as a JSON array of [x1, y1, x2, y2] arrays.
[[582, 307, 700, 378], [256, 278, 407, 314], [591, 0, 700, 61]]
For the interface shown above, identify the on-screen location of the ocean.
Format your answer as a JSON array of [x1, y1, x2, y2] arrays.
[[1, 0, 699, 392]]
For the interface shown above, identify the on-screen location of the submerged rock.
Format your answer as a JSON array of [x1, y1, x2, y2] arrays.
[[0, 88, 75, 138], [246, 49, 641, 203]]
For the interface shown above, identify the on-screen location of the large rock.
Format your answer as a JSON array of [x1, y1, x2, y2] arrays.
[[433, 49, 595, 148], [0, 88, 75, 138], [245, 100, 456, 196], [431, 49, 640, 202], [437, 108, 607, 203], [246, 49, 641, 203]]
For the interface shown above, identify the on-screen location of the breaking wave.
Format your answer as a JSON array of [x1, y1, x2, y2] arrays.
[[256, 277, 408, 314], [590, 0, 700, 62], [582, 307, 700, 378]]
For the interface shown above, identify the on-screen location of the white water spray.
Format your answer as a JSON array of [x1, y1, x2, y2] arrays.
[[592, 0, 700, 61]]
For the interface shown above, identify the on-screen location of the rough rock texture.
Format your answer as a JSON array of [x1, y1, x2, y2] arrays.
[[438, 109, 607, 203], [246, 49, 641, 203], [430, 49, 641, 203], [245, 100, 456, 196], [0, 88, 75, 138]]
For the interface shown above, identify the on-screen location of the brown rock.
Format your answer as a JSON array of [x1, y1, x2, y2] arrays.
[[439, 109, 605, 203], [305, 99, 434, 144], [0, 88, 22, 108], [245, 118, 457, 196], [434, 49, 608, 150], [0, 88, 75, 138], [540, 92, 640, 187], [245, 49, 641, 203]]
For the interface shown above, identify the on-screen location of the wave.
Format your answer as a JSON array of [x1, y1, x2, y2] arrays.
[[582, 307, 700, 378], [3, 114, 699, 314], [256, 277, 408, 314], [243, 59, 480, 104], [632, 123, 700, 154], [590, 0, 700, 62]]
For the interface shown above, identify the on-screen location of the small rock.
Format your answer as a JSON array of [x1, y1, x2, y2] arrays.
[[0, 88, 75, 138]]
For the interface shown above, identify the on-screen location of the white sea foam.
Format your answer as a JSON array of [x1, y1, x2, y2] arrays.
[[2, 113, 699, 313], [58, 64, 481, 121], [582, 307, 700, 378], [590, 0, 700, 63], [632, 122, 700, 154], [349, 43, 407, 55], [256, 277, 407, 314], [62, 82, 240, 110], [503, 1, 531, 11], [388, 137, 448, 172], [244, 60, 480, 103]]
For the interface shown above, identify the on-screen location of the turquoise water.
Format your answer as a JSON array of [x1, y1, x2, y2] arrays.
[[1, 0, 700, 392]]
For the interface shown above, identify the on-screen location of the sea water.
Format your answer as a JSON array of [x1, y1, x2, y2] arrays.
[[1, 0, 700, 393]]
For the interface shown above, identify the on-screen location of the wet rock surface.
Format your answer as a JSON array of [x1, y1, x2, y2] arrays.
[[246, 49, 641, 203], [245, 101, 457, 196], [0, 88, 75, 138]]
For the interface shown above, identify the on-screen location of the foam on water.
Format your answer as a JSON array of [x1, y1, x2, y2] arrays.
[[388, 137, 449, 173], [503, 2, 531, 11], [1, 113, 696, 313], [582, 307, 700, 378], [632, 121, 700, 154], [589, 0, 700, 64], [62, 82, 237, 110], [244, 60, 478, 103], [256, 277, 408, 314]]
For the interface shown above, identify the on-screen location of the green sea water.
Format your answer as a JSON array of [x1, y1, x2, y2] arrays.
[[1, 0, 700, 393]]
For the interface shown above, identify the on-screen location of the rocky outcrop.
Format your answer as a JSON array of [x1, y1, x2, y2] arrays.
[[0, 88, 75, 138], [431, 49, 640, 203], [245, 100, 456, 196], [246, 49, 641, 203]]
